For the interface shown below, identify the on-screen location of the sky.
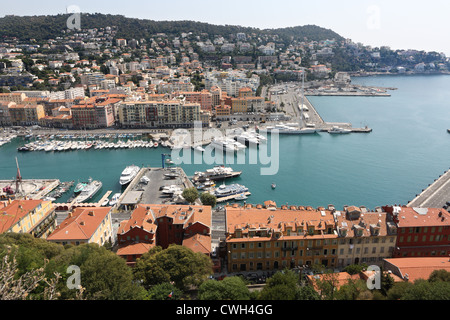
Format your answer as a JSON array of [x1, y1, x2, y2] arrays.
[[2, 0, 450, 55]]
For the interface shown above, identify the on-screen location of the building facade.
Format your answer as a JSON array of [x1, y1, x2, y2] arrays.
[[334, 206, 397, 267], [383, 206, 450, 258], [225, 202, 338, 273], [0, 199, 57, 239]]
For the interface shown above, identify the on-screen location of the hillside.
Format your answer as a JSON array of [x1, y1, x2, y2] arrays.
[[0, 13, 344, 42]]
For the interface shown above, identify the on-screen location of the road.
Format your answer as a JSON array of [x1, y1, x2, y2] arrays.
[[408, 168, 450, 208]]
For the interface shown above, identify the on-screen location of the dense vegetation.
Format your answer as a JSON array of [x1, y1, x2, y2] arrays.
[[1, 233, 449, 301], [0, 13, 343, 42]]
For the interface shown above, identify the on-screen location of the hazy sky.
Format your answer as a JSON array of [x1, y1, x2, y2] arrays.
[[3, 0, 450, 55]]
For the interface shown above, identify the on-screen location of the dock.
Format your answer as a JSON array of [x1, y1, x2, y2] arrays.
[[299, 94, 372, 133], [407, 168, 450, 208], [96, 191, 112, 206]]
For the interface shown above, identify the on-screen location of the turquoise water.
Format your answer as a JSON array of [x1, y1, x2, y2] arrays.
[[1, 75, 450, 209]]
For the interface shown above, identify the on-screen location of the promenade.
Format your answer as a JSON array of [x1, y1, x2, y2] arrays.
[[407, 168, 450, 208]]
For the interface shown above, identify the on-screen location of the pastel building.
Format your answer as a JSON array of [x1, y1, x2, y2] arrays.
[[47, 207, 113, 246], [225, 202, 338, 273], [0, 199, 57, 239]]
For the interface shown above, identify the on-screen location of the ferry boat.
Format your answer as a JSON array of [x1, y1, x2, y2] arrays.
[[214, 184, 249, 199], [192, 166, 242, 182], [74, 178, 102, 203], [119, 165, 140, 186]]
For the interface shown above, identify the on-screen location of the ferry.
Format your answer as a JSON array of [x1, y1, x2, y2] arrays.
[[193, 166, 242, 183], [119, 165, 140, 186], [74, 178, 102, 203], [214, 183, 249, 199]]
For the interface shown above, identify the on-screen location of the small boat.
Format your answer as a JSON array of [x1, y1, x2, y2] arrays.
[[271, 183, 276, 189], [154, 142, 159, 148], [234, 194, 248, 201], [109, 193, 121, 206], [101, 199, 110, 207]]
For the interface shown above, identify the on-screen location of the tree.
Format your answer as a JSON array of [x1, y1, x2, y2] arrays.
[[428, 269, 450, 283], [386, 281, 414, 300], [48, 243, 143, 300], [147, 282, 183, 300], [182, 188, 199, 204], [198, 276, 251, 300], [134, 245, 212, 291], [0, 253, 61, 300], [258, 270, 299, 300], [296, 285, 320, 300], [343, 264, 368, 275], [200, 192, 216, 207], [334, 278, 369, 300]]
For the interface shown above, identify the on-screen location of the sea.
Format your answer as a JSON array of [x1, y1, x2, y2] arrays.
[[1, 75, 450, 210]]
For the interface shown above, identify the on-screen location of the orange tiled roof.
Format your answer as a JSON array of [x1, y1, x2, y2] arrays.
[[116, 242, 153, 256], [47, 207, 111, 241], [182, 233, 211, 254], [0, 200, 47, 233], [395, 207, 450, 227], [384, 257, 450, 282]]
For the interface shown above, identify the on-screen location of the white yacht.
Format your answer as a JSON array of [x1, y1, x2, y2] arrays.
[[328, 126, 351, 134], [74, 178, 102, 203], [119, 165, 140, 186]]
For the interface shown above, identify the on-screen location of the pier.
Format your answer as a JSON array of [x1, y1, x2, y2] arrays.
[[407, 168, 450, 208], [269, 83, 372, 134]]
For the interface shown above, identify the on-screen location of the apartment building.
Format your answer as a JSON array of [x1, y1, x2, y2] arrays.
[[383, 206, 450, 258], [8, 104, 45, 125], [334, 206, 397, 267], [0, 92, 27, 104], [47, 207, 113, 246], [225, 202, 338, 273], [0, 199, 57, 239], [116, 204, 158, 266], [0, 101, 14, 125], [116, 204, 212, 265], [118, 101, 158, 128]]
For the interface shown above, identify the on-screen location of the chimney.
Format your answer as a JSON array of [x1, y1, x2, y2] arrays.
[[88, 211, 95, 216]]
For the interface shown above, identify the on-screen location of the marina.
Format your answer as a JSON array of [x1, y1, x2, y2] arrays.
[[0, 76, 449, 210]]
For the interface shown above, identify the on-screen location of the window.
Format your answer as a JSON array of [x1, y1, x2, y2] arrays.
[[415, 227, 420, 233], [372, 247, 376, 254], [266, 252, 271, 258], [380, 247, 385, 253], [241, 243, 246, 249], [266, 242, 271, 248], [258, 242, 263, 248]]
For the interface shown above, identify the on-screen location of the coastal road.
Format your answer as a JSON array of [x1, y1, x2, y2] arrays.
[[408, 168, 450, 208]]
